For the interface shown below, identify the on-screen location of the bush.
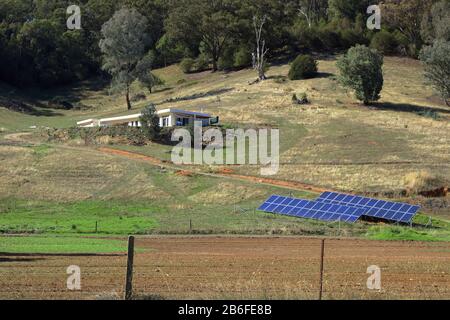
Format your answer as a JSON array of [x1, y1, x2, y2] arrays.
[[234, 45, 252, 68], [317, 25, 341, 50], [195, 54, 209, 71], [340, 29, 367, 49], [288, 55, 318, 80], [421, 0, 450, 44], [218, 47, 235, 71], [291, 23, 323, 51], [139, 103, 161, 141], [292, 92, 309, 105], [336, 45, 384, 105], [180, 58, 195, 73], [370, 31, 399, 55], [419, 40, 450, 106]]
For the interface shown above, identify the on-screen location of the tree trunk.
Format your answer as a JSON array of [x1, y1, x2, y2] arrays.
[[258, 67, 266, 81], [126, 87, 131, 110], [212, 58, 218, 72]]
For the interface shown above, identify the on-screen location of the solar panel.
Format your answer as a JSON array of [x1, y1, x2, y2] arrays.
[[258, 195, 366, 223], [316, 192, 420, 223]]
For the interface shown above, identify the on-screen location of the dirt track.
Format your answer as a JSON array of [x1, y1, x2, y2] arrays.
[[97, 147, 329, 193], [1, 237, 449, 300]]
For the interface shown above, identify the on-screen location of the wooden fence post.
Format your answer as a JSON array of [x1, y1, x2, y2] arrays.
[[318, 239, 325, 301], [124, 236, 135, 300]]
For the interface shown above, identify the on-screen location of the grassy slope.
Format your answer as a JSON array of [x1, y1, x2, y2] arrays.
[[0, 57, 449, 252]]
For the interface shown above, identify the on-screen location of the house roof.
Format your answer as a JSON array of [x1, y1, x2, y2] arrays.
[[100, 114, 141, 123], [76, 119, 96, 125], [157, 108, 211, 118], [77, 109, 212, 126]]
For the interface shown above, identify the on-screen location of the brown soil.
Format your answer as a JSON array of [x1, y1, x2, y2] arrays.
[[1, 237, 449, 300], [175, 170, 194, 177], [97, 147, 164, 166], [97, 147, 329, 193]]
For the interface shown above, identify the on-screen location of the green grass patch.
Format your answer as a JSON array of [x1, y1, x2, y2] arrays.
[[366, 225, 450, 242], [0, 235, 127, 254], [31, 144, 53, 157], [0, 200, 159, 234]]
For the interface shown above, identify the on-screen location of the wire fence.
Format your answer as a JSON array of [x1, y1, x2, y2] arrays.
[[1, 237, 449, 300]]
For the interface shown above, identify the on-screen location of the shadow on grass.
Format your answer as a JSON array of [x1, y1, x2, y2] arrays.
[[152, 87, 173, 94], [0, 257, 45, 263], [1, 77, 111, 113], [315, 72, 334, 79], [372, 102, 450, 115], [269, 72, 334, 82], [0, 98, 63, 117], [163, 87, 234, 103]]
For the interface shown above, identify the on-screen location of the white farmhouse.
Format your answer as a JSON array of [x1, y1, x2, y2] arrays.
[[77, 108, 218, 128]]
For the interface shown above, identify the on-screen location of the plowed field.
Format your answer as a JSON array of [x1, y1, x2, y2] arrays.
[[1, 237, 449, 300]]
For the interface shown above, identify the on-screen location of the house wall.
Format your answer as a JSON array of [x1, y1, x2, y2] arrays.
[[159, 114, 174, 127], [78, 112, 212, 128]]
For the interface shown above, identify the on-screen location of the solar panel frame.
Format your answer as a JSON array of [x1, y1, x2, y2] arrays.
[[316, 192, 420, 223], [257, 195, 366, 223]]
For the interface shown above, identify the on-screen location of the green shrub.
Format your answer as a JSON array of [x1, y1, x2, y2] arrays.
[[291, 22, 323, 51], [370, 31, 399, 55], [288, 55, 318, 80], [139, 103, 161, 141], [218, 47, 235, 71], [317, 25, 341, 49], [292, 92, 309, 105], [234, 45, 252, 68], [340, 29, 367, 48], [419, 40, 450, 106], [337, 45, 384, 105], [180, 58, 195, 73], [195, 54, 209, 71]]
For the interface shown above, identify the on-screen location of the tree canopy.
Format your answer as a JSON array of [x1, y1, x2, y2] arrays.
[[0, 0, 446, 88], [99, 7, 152, 110]]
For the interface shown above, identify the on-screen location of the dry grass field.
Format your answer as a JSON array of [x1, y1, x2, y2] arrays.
[[1, 57, 448, 197], [0, 56, 449, 243], [1, 236, 449, 300]]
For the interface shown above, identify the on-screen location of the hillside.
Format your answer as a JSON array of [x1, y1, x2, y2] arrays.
[[3, 57, 448, 193], [0, 56, 449, 244]]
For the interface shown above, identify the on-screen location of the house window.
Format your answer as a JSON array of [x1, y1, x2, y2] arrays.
[[176, 117, 189, 126], [162, 117, 170, 127]]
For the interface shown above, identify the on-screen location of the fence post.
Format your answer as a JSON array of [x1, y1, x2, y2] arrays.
[[124, 236, 135, 300], [95, 221, 98, 233], [338, 218, 341, 236], [189, 219, 192, 234], [318, 239, 325, 301]]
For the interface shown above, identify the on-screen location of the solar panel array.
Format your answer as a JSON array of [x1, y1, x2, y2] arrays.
[[316, 192, 420, 223], [258, 192, 420, 224], [258, 195, 366, 224]]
